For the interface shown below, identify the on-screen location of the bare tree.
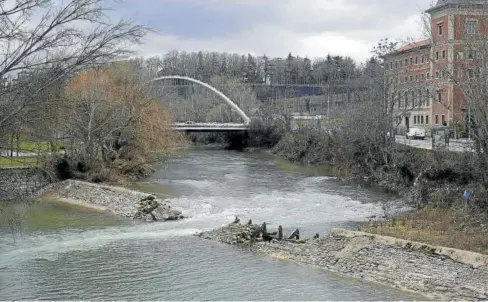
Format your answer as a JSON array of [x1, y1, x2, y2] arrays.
[[62, 60, 181, 177], [324, 38, 431, 174], [0, 0, 149, 135], [209, 76, 260, 122]]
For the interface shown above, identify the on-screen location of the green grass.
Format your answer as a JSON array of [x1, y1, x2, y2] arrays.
[[1, 136, 65, 153], [0, 139, 64, 167], [0, 156, 38, 167], [17, 141, 64, 153]]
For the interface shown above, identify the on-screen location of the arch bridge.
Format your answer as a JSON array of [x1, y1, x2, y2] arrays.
[[149, 75, 251, 132]]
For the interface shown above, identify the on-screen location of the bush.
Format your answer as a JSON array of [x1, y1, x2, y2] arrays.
[[247, 118, 286, 148], [272, 128, 336, 165], [272, 126, 486, 211]]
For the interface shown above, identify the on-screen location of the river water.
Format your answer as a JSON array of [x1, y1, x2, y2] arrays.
[[0, 149, 415, 300]]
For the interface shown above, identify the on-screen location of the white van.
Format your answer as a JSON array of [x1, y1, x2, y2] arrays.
[[406, 127, 426, 140]]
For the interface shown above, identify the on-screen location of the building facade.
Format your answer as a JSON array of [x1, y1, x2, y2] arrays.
[[385, 0, 488, 136], [385, 40, 432, 132]]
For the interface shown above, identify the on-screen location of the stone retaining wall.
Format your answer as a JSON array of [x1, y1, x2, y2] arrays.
[[199, 224, 488, 300], [0, 167, 51, 199]]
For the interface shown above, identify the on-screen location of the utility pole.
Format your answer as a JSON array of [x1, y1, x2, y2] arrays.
[[468, 101, 471, 140], [327, 83, 330, 125]]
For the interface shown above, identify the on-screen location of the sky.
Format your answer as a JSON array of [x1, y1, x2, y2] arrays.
[[113, 0, 436, 63]]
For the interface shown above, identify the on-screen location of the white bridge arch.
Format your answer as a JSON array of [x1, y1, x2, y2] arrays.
[[150, 75, 251, 126]]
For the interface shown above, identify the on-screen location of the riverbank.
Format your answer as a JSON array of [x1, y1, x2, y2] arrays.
[[198, 220, 488, 301], [267, 127, 488, 254], [35, 180, 185, 222]]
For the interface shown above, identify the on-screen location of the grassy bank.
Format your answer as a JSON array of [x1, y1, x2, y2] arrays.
[[270, 127, 488, 254], [362, 206, 488, 254], [0, 156, 38, 167]]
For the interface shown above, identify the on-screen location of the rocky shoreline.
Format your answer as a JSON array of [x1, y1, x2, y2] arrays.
[[36, 180, 186, 222], [198, 218, 488, 301]]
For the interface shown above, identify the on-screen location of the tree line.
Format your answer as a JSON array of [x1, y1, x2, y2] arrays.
[[149, 51, 360, 85]]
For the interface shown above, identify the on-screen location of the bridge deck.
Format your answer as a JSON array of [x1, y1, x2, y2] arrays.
[[171, 123, 249, 131]]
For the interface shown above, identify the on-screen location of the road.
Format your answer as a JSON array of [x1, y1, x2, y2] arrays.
[[395, 136, 474, 152]]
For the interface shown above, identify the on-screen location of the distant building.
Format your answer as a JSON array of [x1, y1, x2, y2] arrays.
[[385, 0, 487, 135], [385, 40, 432, 132]]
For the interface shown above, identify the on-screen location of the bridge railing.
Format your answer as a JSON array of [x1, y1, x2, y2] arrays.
[[172, 122, 248, 127]]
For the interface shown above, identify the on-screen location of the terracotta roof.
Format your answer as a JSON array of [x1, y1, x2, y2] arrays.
[[396, 39, 431, 53]]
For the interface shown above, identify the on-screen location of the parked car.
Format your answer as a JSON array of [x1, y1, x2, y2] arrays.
[[406, 127, 426, 140]]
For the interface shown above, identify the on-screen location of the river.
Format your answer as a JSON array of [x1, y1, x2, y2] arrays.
[[0, 149, 415, 300]]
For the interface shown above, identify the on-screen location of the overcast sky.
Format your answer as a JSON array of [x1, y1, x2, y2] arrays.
[[116, 0, 435, 63]]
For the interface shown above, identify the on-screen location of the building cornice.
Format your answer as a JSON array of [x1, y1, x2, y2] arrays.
[[426, 2, 486, 14]]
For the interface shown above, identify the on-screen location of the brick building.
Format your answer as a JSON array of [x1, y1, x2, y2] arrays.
[[385, 0, 488, 136]]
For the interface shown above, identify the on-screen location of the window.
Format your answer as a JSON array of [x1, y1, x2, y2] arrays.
[[466, 20, 477, 35], [438, 23, 443, 35], [435, 114, 439, 124], [410, 75, 413, 82], [426, 89, 430, 107], [410, 58, 413, 65], [442, 114, 446, 124], [436, 71, 440, 78], [405, 76, 408, 82], [421, 56, 425, 63], [436, 51, 439, 60], [415, 57, 418, 64], [397, 93, 401, 108], [438, 91, 442, 103], [390, 62, 393, 69], [420, 116, 424, 124], [414, 116, 417, 124], [395, 61, 398, 68], [404, 92, 408, 108], [415, 75, 418, 81], [427, 72, 430, 79], [467, 49, 475, 60], [411, 90, 415, 107], [426, 115, 429, 125], [419, 89, 424, 106], [442, 50, 446, 59], [421, 74, 425, 80]]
